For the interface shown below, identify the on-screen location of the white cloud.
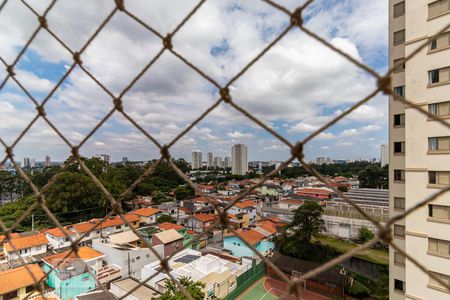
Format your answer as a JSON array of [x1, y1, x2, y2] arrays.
[[227, 131, 253, 139]]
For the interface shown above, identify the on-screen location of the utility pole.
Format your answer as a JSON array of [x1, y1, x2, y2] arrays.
[[31, 213, 34, 232]]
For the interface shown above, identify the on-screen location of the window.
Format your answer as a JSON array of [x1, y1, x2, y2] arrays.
[[393, 58, 405, 72], [429, 171, 450, 185], [394, 279, 405, 292], [394, 252, 406, 266], [394, 142, 405, 153], [429, 137, 450, 151], [394, 2, 405, 18], [394, 114, 405, 126], [428, 238, 450, 256], [429, 271, 450, 290], [428, 0, 450, 19], [429, 32, 450, 52], [25, 285, 35, 293], [394, 169, 405, 181], [428, 67, 450, 85], [394, 224, 405, 237], [116, 226, 121, 230], [394, 197, 405, 210], [429, 204, 450, 220], [136, 256, 140, 260], [394, 30, 405, 46], [429, 102, 450, 116], [393, 86, 405, 97]]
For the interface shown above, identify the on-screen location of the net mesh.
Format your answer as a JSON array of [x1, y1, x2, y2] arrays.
[[0, 0, 449, 299]]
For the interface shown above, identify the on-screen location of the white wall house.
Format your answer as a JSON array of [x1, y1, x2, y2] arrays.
[[4, 233, 48, 261], [45, 228, 77, 249]]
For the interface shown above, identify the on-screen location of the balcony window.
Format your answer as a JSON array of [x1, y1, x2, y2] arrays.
[[393, 58, 405, 72], [394, 224, 405, 237], [429, 204, 450, 220], [428, 0, 450, 19], [394, 30, 405, 46], [393, 2, 405, 18], [429, 137, 450, 151], [428, 238, 450, 256], [428, 67, 450, 85], [394, 114, 405, 126], [429, 171, 450, 185], [394, 251, 406, 266], [394, 279, 405, 292], [393, 86, 405, 97], [394, 142, 405, 153], [394, 169, 405, 181], [394, 197, 405, 210], [429, 271, 450, 290], [429, 102, 450, 116]]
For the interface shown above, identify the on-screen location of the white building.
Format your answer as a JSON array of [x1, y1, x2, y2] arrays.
[[380, 144, 389, 167], [224, 156, 231, 168], [389, 1, 450, 299], [22, 157, 31, 168], [3, 233, 48, 261], [207, 152, 213, 169], [45, 228, 77, 249], [45, 155, 51, 167], [214, 156, 222, 169], [231, 144, 248, 175], [191, 151, 203, 170]]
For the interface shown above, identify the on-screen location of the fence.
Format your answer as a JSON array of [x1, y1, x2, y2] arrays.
[[223, 260, 266, 300], [0, 1, 450, 300]]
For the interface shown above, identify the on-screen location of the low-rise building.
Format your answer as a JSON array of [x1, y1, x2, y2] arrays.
[[141, 249, 250, 299], [186, 214, 216, 233], [229, 200, 257, 223], [42, 247, 104, 300], [110, 277, 160, 300], [0, 264, 45, 300], [223, 228, 274, 258], [131, 208, 162, 225], [3, 233, 48, 262], [278, 199, 303, 210], [295, 187, 335, 199], [151, 229, 184, 258], [45, 227, 77, 250]]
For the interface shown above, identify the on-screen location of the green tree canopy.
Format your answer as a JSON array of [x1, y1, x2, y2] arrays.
[[358, 165, 388, 189], [288, 201, 326, 244], [157, 214, 176, 224], [158, 276, 205, 300]]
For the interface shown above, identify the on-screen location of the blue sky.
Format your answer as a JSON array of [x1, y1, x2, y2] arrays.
[[0, 0, 388, 163]]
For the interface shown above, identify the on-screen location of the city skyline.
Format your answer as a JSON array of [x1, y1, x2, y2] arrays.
[[0, 1, 387, 163]]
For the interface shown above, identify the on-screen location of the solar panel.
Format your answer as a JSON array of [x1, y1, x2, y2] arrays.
[[174, 254, 200, 264]]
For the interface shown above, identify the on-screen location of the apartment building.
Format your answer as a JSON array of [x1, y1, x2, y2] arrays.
[[231, 144, 248, 175], [191, 151, 203, 170], [389, 1, 450, 299]]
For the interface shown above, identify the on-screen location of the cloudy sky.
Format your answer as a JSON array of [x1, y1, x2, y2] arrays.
[[0, 0, 388, 163]]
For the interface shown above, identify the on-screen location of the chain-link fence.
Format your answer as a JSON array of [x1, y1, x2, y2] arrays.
[[1, 0, 450, 299]]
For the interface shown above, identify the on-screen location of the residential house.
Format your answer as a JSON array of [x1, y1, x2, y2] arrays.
[[92, 233, 163, 280], [279, 199, 303, 210], [0, 264, 45, 300], [131, 208, 162, 225], [181, 197, 215, 215], [227, 213, 249, 229], [141, 249, 251, 299], [196, 184, 216, 194], [157, 222, 198, 249], [45, 227, 77, 250], [151, 229, 184, 258], [229, 200, 257, 223], [67, 214, 140, 244], [43, 247, 104, 300], [186, 214, 216, 233], [3, 233, 48, 262], [223, 228, 274, 258]]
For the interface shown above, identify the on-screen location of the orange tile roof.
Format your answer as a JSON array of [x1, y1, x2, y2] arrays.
[[43, 246, 104, 268], [131, 207, 162, 217], [256, 221, 277, 235], [192, 214, 216, 222], [296, 188, 333, 195], [0, 264, 45, 294], [45, 227, 76, 238], [70, 214, 140, 234], [4, 233, 48, 252], [197, 184, 215, 190], [187, 230, 196, 235], [158, 222, 185, 231], [233, 229, 265, 246], [234, 200, 256, 209]]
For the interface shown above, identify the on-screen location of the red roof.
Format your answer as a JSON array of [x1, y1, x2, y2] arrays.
[[0, 264, 45, 294], [43, 246, 104, 269], [296, 188, 333, 195], [256, 221, 277, 235], [233, 229, 265, 246], [69, 214, 139, 234], [158, 222, 185, 231], [192, 214, 216, 222], [234, 200, 256, 209], [45, 227, 76, 238], [131, 207, 162, 217], [4, 233, 48, 252], [197, 184, 215, 190]]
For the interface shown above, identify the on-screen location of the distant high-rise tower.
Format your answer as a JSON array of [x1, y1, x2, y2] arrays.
[[122, 157, 128, 165], [224, 156, 231, 169], [191, 151, 202, 170], [231, 144, 248, 175], [45, 155, 51, 167], [380, 144, 389, 167], [30, 158, 36, 168], [22, 157, 31, 168], [207, 152, 213, 169], [214, 157, 222, 169]]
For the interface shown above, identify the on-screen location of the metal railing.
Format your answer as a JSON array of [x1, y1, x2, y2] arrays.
[[0, 0, 450, 299]]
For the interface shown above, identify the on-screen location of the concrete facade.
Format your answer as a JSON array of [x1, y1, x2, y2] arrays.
[[389, 1, 450, 299]]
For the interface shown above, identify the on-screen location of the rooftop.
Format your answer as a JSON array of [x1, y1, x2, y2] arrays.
[[43, 246, 104, 269], [0, 264, 45, 294], [4, 233, 48, 252], [45, 227, 76, 238], [112, 277, 160, 299], [153, 229, 183, 244], [192, 213, 216, 222], [109, 230, 140, 245], [233, 200, 256, 209], [131, 207, 162, 217], [158, 222, 185, 231]]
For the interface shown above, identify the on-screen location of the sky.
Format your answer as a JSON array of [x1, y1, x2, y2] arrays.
[[0, 0, 388, 163]]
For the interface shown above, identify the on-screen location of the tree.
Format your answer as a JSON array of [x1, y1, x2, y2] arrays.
[[288, 201, 325, 244], [158, 276, 205, 300], [152, 191, 171, 205], [157, 214, 176, 224], [359, 227, 375, 243], [358, 165, 388, 189], [174, 185, 194, 201]]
